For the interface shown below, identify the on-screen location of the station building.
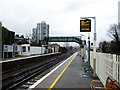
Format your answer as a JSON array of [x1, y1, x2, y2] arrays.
[[2, 26, 15, 58]]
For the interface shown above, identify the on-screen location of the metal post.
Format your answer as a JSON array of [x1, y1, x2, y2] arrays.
[[79, 36, 81, 56], [93, 17, 97, 77], [79, 44, 81, 56], [84, 40, 86, 60], [82, 36, 87, 61], [79, 35, 81, 57], [88, 33, 90, 69]]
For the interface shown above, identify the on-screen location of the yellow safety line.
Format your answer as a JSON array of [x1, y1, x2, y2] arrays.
[[48, 55, 76, 90]]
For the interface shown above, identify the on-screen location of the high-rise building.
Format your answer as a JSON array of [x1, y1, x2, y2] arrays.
[[32, 21, 49, 45], [32, 28, 37, 42]]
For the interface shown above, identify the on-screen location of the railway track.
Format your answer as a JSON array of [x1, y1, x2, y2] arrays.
[[2, 52, 74, 90], [2, 53, 61, 79]]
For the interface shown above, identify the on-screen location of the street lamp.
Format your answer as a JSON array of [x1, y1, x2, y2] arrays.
[[80, 17, 96, 77]]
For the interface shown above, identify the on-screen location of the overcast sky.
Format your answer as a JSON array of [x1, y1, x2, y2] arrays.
[[0, 0, 119, 46]]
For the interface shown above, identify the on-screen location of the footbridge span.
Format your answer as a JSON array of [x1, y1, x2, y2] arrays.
[[49, 36, 83, 45]]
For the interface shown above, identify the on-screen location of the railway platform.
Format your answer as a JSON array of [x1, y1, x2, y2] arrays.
[[1, 52, 60, 63], [28, 52, 103, 89]]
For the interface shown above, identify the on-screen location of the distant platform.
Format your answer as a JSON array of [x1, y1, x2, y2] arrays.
[[0, 52, 61, 63]]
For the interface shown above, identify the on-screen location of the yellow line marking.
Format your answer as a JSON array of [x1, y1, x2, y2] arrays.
[[48, 55, 76, 90]]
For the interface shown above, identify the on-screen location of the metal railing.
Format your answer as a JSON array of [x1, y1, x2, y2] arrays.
[[90, 51, 120, 86]]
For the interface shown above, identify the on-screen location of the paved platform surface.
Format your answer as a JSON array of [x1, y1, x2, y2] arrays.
[[30, 52, 103, 89]]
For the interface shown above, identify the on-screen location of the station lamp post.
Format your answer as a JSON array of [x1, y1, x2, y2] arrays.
[[80, 17, 96, 77]]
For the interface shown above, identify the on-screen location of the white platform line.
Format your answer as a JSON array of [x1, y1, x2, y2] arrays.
[[28, 52, 78, 90]]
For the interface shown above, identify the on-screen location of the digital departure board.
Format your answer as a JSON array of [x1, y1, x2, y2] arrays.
[[80, 19, 91, 32]]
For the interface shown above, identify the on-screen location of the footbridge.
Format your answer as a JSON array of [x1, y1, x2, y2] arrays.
[[49, 36, 83, 45]]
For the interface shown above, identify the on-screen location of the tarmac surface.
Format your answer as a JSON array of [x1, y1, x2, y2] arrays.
[[30, 52, 103, 90]]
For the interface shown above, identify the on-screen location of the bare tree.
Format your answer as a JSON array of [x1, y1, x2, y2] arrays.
[[20, 35, 24, 38], [25, 31, 32, 44], [108, 24, 120, 41], [25, 33, 31, 39], [107, 24, 120, 53]]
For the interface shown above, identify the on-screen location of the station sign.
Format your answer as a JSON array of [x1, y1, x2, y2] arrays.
[[80, 19, 91, 32], [4, 45, 13, 52]]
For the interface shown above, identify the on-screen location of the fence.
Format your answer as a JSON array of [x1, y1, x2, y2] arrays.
[[90, 51, 120, 86]]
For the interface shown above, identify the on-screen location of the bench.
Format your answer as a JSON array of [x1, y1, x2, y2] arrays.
[[90, 76, 120, 90]]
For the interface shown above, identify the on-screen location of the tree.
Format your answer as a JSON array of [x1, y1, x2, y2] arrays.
[[110, 41, 118, 54], [25, 32, 32, 44], [99, 41, 111, 53], [20, 35, 24, 38], [102, 41, 109, 53], [59, 47, 67, 53], [15, 34, 19, 37], [107, 24, 120, 54], [25, 31, 31, 39]]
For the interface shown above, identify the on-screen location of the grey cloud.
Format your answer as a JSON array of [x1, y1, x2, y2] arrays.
[[0, 0, 119, 47]]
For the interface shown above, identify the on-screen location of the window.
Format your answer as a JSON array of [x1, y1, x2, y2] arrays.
[[23, 46, 26, 52], [28, 46, 30, 52], [43, 27, 46, 29]]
